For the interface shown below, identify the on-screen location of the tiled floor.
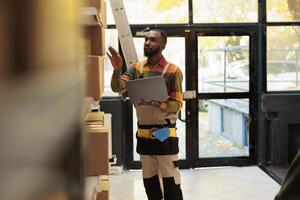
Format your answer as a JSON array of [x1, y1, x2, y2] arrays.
[[109, 166, 280, 200]]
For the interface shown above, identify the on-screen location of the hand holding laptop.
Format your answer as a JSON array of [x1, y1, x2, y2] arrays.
[[126, 75, 169, 105], [138, 100, 161, 108]]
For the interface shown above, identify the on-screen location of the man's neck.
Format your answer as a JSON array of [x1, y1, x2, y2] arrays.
[[147, 54, 163, 66]]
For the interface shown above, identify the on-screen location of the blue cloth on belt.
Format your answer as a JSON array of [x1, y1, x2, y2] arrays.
[[152, 127, 170, 142]]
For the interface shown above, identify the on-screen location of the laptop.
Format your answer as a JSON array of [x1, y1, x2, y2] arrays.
[[126, 75, 169, 104]]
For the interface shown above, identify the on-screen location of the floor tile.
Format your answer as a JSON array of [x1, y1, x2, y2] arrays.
[[108, 166, 280, 200]]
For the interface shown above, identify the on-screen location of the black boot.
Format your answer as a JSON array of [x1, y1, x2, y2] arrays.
[[143, 175, 163, 200], [162, 177, 183, 200]]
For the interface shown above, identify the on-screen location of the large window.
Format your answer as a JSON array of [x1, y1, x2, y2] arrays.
[[267, 26, 300, 91], [107, 0, 188, 25], [193, 0, 258, 23]]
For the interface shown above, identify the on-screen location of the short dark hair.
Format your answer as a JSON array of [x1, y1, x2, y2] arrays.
[[151, 29, 167, 46]]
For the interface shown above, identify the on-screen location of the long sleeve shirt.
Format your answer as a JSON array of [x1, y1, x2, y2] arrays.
[[111, 56, 183, 113]]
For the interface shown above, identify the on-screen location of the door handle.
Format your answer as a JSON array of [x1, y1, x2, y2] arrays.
[[178, 110, 186, 122], [179, 90, 195, 122], [178, 110, 191, 123]]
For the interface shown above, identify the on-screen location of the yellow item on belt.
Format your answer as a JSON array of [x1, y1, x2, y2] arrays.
[[137, 128, 176, 139]]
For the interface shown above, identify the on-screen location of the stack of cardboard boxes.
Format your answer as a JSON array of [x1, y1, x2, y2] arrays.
[[81, 0, 109, 200], [84, 112, 109, 200], [82, 0, 107, 101]]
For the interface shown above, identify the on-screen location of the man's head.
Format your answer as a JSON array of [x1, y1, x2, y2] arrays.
[[143, 29, 167, 58]]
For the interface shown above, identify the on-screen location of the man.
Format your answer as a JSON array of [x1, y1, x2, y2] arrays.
[[107, 29, 183, 200]]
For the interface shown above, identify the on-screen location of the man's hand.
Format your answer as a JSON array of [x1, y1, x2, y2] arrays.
[[106, 46, 123, 72]]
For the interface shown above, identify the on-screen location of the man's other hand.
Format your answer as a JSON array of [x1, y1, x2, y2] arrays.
[[106, 46, 123, 72]]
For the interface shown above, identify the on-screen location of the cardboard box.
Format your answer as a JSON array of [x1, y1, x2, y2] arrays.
[[85, 125, 109, 176], [84, 26, 105, 56], [97, 191, 108, 200], [85, 56, 104, 100], [99, 0, 107, 28], [89, 0, 102, 11], [85, 111, 105, 124], [81, 7, 101, 26], [99, 56, 104, 96], [97, 175, 109, 200], [99, 175, 109, 191], [84, 0, 106, 27]]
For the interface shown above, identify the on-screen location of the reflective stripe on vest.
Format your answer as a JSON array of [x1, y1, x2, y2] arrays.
[[137, 127, 176, 139]]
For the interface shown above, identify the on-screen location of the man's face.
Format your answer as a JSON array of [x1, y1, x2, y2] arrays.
[[143, 30, 165, 57]]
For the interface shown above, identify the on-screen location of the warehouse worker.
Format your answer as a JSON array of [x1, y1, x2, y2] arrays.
[[107, 29, 183, 200]]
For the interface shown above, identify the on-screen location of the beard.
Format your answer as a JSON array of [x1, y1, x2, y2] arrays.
[[144, 46, 161, 58]]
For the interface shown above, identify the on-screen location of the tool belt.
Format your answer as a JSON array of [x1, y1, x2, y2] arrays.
[[137, 124, 176, 139], [136, 123, 179, 155]]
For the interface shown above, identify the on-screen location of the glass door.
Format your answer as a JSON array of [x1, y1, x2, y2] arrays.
[[190, 29, 257, 166], [198, 36, 250, 158]]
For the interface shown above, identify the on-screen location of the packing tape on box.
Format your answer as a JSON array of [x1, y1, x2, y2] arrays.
[[85, 112, 105, 123], [86, 125, 108, 133], [99, 175, 109, 192]]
